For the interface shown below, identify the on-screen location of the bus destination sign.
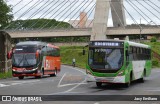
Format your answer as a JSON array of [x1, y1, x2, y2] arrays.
[[90, 41, 123, 47]]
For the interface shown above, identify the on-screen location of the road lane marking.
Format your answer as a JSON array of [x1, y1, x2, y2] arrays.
[[57, 73, 67, 88], [57, 73, 87, 88], [0, 80, 40, 88], [60, 66, 87, 92], [0, 84, 10, 87], [64, 79, 87, 93]]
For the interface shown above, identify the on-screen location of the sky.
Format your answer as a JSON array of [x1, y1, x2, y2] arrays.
[[5, 0, 160, 27]]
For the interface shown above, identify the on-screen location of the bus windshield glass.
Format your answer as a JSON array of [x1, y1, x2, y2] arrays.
[[12, 45, 37, 67], [12, 54, 37, 67], [89, 48, 124, 70]]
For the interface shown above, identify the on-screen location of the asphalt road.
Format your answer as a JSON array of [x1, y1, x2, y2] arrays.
[[0, 65, 160, 104]]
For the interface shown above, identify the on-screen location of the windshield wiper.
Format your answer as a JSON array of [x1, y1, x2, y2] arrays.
[[17, 54, 24, 66], [24, 54, 30, 66]]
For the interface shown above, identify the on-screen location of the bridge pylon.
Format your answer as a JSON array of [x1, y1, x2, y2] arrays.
[[91, 0, 126, 40]]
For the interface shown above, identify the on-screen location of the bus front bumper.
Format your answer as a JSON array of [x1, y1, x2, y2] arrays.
[[86, 74, 126, 83], [12, 68, 41, 77]]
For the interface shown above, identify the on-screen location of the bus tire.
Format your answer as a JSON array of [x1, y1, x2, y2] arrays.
[[124, 72, 132, 88], [96, 82, 102, 87], [35, 76, 41, 79], [18, 76, 24, 80], [138, 70, 145, 83]]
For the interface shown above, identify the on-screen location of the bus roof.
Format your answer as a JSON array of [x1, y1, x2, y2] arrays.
[[16, 41, 46, 46], [16, 41, 60, 49]]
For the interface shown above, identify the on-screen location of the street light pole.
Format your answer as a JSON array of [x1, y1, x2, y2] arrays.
[[140, 18, 142, 40]]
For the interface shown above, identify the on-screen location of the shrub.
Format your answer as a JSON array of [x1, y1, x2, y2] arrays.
[[150, 37, 157, 42]]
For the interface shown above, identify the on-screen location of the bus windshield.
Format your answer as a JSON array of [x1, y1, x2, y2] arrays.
[[89, 48, 124, 71], [12, 53, 37, 67]]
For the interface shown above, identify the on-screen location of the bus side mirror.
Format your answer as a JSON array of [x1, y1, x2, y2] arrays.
[[36, 50, 40, 59], [126, 50, 129, 56], [7, 51, 12, 59]]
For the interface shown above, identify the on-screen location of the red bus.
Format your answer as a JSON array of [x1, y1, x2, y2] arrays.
[[8, 41, 61, 79]]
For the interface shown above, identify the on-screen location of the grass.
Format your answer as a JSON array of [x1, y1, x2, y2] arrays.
[[143, 42, 160, 55], [143, 42, 160, 68], [60, 46, 88, 69], [0, 70, 12, 79]]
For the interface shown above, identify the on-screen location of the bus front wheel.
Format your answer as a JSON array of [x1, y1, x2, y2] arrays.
[[18, 76, 24, 80], [96, 82, 102, 87]]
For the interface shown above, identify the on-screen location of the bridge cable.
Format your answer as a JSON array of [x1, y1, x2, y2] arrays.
[[128, 0, 159, 27], [126, 0, 150, 24], [85, 4, 95, 28], [49, 0, 78, 29], [121, 2, 142, 29], [27, 0, 59, 29], [13, 0, 33, 15], [148, 0, 160, 10], [135, 0, 160, 22], [71, 0, 94, 29], [64, 0, 91, 29], [109, 0, 125, 28], [4, 0, 42, 30], [14, 0, 52, 31], [34, 0, 67, 29], [11, 0, 23, 9], [58, 0, 87, 29], [75, 2, 95, 29], [143, 0, 160, 14], [39, 0, 70, 29], [53, 0, 94, 29]]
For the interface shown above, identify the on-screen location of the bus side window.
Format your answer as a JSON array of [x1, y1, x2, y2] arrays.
[[129, 47, 133, 61]]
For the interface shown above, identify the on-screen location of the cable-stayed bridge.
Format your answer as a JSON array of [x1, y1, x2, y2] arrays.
[[2, 0, 160, 40]]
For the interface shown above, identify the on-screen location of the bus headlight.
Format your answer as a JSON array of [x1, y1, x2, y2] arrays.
[[86, 70, 92, 75], [118, 70, 124, 76]]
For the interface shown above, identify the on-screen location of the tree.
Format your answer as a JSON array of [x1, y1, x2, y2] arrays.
[[0, 0, 13, 29]]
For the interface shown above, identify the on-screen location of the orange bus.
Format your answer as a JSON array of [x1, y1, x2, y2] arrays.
[[8, 41, 61, 79]]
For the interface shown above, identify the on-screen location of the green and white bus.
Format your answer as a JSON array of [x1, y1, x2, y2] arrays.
[[86, 40, 152, 87]]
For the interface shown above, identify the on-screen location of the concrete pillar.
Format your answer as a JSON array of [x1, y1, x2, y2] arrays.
[[111, 0, 126, 27], [0, 31, 12, 73], [91, 0, 110, 40]]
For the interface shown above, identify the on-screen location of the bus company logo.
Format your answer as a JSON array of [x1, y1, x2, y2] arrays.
[[2, 96, 11, 101]]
